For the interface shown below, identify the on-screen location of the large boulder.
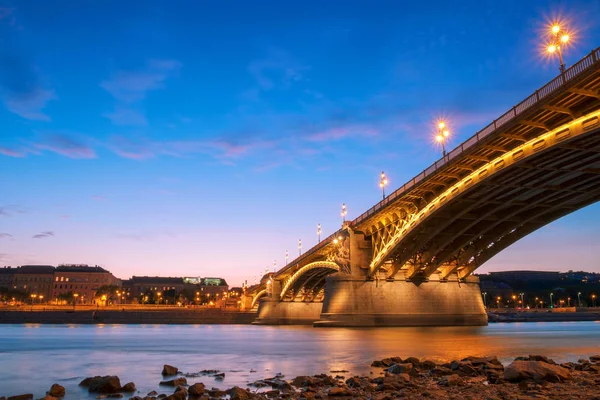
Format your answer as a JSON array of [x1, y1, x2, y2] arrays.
[[504, 360, 572, 383], [160, 377, 187, 386], [327, 387, 353, 396], [387, 363, 413, 375], [162, 364, 179, 376], [7, 396, 33, 400], [80, 376, 122, 394], [48, 384, 65, 397], [121, 382, 136, 392], [188, 382, 206, 395], [226, 386, 250, 400]]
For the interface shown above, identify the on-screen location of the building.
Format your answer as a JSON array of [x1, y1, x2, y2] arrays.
[[0, 267, 15, 290], [199, 277, 228, 297], [127, 276, 185, 301], [488, 270, 561, 282], [51, 265, 120, 304], [12, 265, 55, 300]]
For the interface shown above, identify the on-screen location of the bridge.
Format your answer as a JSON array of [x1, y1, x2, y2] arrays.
[[243, 47, 600, 326]]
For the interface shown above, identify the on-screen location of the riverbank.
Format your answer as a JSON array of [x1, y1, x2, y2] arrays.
[[3, 354, 600, 399], [488, 309, 600, 323], [0, 309, 257, 324]]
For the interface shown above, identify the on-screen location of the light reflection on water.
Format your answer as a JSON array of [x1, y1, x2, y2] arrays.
[[1, 322, 599, 399]]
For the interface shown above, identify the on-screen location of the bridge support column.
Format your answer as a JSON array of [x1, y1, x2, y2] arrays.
[[252, 299, 323, 325], [315, 273, 487, 327]]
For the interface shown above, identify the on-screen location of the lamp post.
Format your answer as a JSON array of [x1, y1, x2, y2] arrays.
[[519, 292, 525, 308], [285, 250, 289, 266], [30, 294, 36, 311], [482, 292, 487, 308], [317, 223, 322, 243], [435, 120, 450, 160], [341, 203, 347, 223], [298, 239, 302, 256], [273, 260, 277, 272], [546, 22, 571, 74], [567, 297, 571, 307], [512, 294, 517, 309], [550, 292, 554, 308], [593, 294, 597, 308], [578, 292, 582, 307], [496, 296, 501, 309], [380, 171, 388, 200], [73, 293, 79, 311], [535, 297, 539, 309]]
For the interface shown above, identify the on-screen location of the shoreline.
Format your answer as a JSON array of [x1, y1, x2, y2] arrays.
[[3, 354, 600, 399], [1, 308, 600, 325]]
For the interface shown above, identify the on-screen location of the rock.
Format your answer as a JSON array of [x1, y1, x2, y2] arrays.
[[83, 376, 122, 394], [214, 372, 225, 380], [106, 395, 123, 399], [130, 397, 144, 400], [165, 392, 185, 400], [226, 386, 250, 400], [438, 374, 464, 386], [174, 385, 187, 395], [121, 382, 136, 392], [515, 355, 556, 364], [265, 390, 280, 398], [188, 382, 205, 395], [387, 363, 413, 375], [504, 360, 572, 383], [404, 357, 420, 366], [40, 397, 57, 400], [429, 366, 455, 377], [419, 360, 438, 370], [590, 355, 600, 362], [48, 384, 66, 397], [327, 387, 353, 396], [162, 365, 179, 376], [7, 396, 33, 400], [160, 377, 187, 386], [147, 391, 158, 396]]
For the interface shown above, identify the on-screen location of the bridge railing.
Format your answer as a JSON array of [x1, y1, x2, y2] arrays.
[[350, 47, 600, 227]]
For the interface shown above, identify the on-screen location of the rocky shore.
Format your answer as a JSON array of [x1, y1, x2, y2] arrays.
[[3, 355, 600, 400]]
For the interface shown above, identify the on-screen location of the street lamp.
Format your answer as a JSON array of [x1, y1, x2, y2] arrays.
[[317, 223, 322, 243], [482, 292, 487, 308], [535, 297, 539, 309], [496, 296, 501, 309], [341, 203, 347, 223], [298, 239, 302, 256], [73, 293, 79, 311], [546, 22, 571, 74], [592, 294, 597, 308], [512, 294, 517, 309], [578, 292, 582, 307], [550, 292, 554, 308], [435, 120, 450, 160], [567, 297, 571, 307], [380, 171, 388, 200], [519, 293, 525, 308], [285, 250, 289, 266], [30, 294, 37, 311]]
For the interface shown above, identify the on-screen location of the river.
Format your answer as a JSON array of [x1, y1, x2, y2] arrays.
[[1, 322, 599, 398]]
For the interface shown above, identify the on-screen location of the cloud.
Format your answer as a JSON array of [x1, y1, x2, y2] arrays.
[[100, 59, 181, 103], [0, 233, 12, 239], [0, 48, 56, 120], [0, 205, 26, 217], [32, 231, 54, 239], [103, 107, 147, 126], [91, 195, 108, 201], [0, 146, 26, 157], [306, 124, 380, 142], [34, 133, 96, 159], [4, 87, 56, 121], [248, 48, 309, 91]]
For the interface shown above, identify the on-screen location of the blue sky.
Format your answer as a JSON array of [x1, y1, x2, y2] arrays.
[[1, 0, 600, 284]]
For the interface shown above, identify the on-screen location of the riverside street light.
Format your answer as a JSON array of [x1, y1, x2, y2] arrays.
[[435, 120, 450, 160], [298, 239, 302, 256], [317, 223, 322, 243], [285, 250, 289, 266], [341, 203, 347, 222], [380, 171, 388, 200], [482, 292, 487, 308], [593, 294, 597, 308], [519, 292, 525, 307], [550, 292, 554, 308], [578, 292, 582, 307], [546, 22, 572, 74]]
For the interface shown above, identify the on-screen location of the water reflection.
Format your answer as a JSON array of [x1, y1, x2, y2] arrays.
[[1, 322, 599, 399]]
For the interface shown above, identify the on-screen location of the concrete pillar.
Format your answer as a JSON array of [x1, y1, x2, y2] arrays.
[[253, 299, 323, 325], [348, 229, 372, 278], [315, 273, 487, 327]]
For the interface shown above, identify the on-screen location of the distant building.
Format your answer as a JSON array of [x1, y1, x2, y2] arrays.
[[51, 265, 120, 304], [199, 277, 229, 297], [488, 270, 561, 282], [12, 265, 55, 299], [0, 267, 15, 290], [127, 276, 185, 299]]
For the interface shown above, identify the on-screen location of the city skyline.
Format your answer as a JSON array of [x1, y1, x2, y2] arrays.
[[2, 1, 600, 286]]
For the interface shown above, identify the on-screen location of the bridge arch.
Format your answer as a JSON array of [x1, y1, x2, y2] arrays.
[[251, 289, 267, 309], [367, 111, 600, 278], [279, 261, 340, 301]]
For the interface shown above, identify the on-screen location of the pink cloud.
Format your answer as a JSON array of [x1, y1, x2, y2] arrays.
[[34, 134, 96, 159], [0, 146, 26, 157], [307, 124, 380, 142], [103, 108, 147, 126]]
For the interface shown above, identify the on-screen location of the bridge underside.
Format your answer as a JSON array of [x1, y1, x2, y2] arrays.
[[380, 124, 600, 281]]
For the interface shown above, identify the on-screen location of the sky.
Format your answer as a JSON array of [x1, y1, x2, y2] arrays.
[[1, 0, 600, 285]]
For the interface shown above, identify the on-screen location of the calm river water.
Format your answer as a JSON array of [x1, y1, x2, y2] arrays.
[[1, 322, 599, 398]]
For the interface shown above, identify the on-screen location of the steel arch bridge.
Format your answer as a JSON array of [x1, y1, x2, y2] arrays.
[[245, 47, 600, 321]]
